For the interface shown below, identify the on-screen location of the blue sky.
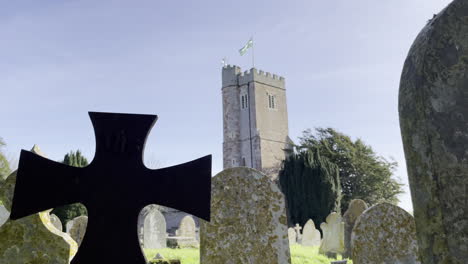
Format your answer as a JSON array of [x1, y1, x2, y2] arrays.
[[0, 0, 452, 212]]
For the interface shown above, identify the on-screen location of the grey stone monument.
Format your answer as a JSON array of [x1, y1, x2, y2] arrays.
[[319, 212, 344, 255], [351, 203, 420, 263], [301, 219, 321, 247], [200, 167, 291, 264], [138, 205, 166, 249], [399, 0, 468, 263], [176, 215, 196, 239], [68, 215, 88, 247], [342, 199, 368, 259]]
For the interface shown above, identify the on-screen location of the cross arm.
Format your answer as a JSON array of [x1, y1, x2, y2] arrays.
[[137, 155, 212, 221], [10, 150, 84, 220]]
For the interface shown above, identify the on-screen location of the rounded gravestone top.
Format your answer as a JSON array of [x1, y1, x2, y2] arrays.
[[301, 219, 321, 247], [351, 203, 420, 264], [200, 167, 291, 264]]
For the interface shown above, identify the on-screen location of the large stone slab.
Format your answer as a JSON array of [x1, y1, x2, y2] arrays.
[[0, 146, 77, 264], [343, 199, 368, 258], [200, 167, 291, 264], [301, 219, 321, 247], [319, 212, 344, 254], [68, 215, 88, 247], [399, 1, 468, 263], [351, 203, 420, 263], [138, 205, 166, 249]]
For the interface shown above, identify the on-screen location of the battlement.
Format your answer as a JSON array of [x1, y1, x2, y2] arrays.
[[222, 65, 285, 89]]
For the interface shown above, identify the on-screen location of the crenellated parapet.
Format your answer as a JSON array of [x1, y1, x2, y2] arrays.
[[222, 65, 285, 89]]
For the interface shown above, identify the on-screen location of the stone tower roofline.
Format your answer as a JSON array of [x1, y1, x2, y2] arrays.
[[222, 64, 285, 90]]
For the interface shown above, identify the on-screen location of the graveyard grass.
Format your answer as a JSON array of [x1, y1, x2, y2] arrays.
[[144, 244, 352, 264]]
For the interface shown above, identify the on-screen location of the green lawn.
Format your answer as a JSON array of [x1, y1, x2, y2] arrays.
[[144, 245, 352, 264]]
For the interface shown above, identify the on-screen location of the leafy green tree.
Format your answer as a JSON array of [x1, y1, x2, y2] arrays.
[[51, 150, 88, 229], [279, 148, 341, 228], [298, 128, 403, 212], [0, 138, 11, 180]]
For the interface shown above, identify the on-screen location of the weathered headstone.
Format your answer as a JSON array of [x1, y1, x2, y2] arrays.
[[399, 0, 468, 263], [176, 215, 196, 239], [68, 215, 88, 247], [342, 199, 368, 258], [0, 205, 9, 227], [49, 213, 63, 232], [288, 227, 297, 245], [0, 146, 78, 264], [138, 205, 166, 249], [200, 167, 291, 264], [301, 219, 321, 247], [351, 203, 420, 263], [319, 212, 344, 255]]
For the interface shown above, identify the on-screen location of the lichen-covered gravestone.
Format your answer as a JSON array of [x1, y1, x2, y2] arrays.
[[138, 205, 166, 249], [319, 212, 344, 256], [351, 203, 420, 264], [342, 199, 368, 259], [200, 167, 291, 264], [288, 227, 297, 245], [399, 0, 468, 263], [301, 219, 321, 247], [0, 145, 78, 264], [49, 213, 63, 232], [68, 215, 88, 247]]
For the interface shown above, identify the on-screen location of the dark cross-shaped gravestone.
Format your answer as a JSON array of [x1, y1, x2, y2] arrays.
[[9, 112, 211, 264]]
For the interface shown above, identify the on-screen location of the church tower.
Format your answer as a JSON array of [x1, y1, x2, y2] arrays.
[[222, 65, 292, 179]]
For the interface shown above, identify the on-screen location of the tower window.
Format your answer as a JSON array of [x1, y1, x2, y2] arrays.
[[242, 157, 246, 166], [240, 94, 248, 109], [268, 94, 277, 109], [232, 159, 236, 166]]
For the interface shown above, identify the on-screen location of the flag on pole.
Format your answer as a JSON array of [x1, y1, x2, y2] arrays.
[[239, 38, 253, 56]]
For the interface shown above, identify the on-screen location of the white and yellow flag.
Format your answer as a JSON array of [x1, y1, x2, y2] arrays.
[[239, 38, 253, 56]]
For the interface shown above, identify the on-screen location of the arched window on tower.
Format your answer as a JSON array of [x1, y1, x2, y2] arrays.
[[268, 94, 277, 109]]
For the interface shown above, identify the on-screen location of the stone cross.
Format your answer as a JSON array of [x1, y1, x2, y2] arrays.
[[294, 223, 302, 241], [10, 112, 212, 264]]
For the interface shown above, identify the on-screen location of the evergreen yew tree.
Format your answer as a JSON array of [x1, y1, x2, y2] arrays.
[[298, 128, 403, 212], [279, 148, 341, 229], [51, 150, 88, 229]]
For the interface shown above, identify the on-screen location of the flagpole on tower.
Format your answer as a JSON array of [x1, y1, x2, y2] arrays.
[[251, 36, 255, 69]]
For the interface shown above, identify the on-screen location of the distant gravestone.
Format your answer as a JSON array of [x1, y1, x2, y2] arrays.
[[0, 205, 9, 227], [288, 228, 297, 245], [138, 205, 166, 249], [399, 0, 468, 263], [49, 214, 63, 232], [66, 219, 74, 233], [200, 167, 291, 264], [0, 145, 78, 264], [319, 212, 344, 255], [68, 216, 88, 247], [301, 219, 321, 247], [176, 215, 196, 239], [351, 203, 420, 263], [294, 223, 302, 243], [343, 199, 368, 258]]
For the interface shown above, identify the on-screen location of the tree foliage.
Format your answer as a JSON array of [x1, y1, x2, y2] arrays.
[[51, 150, 89, 229], [298, 128, 403, 212], [279, 147, 341, 228], [0, 138, 11, 180]]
